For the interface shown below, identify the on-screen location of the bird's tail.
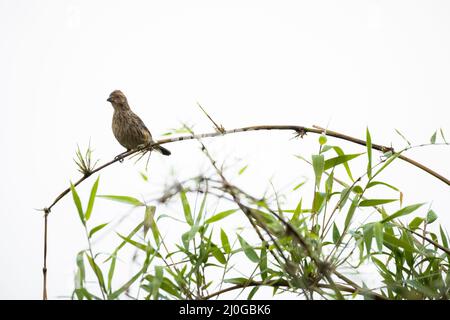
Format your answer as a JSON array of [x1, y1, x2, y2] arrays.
[[154, 145, 171, 156]]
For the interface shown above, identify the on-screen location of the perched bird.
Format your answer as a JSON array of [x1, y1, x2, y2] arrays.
[[107, 90, 171, 156]]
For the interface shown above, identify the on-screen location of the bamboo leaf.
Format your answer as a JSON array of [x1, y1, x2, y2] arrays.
[[97, 195, 144, 206], [109, 269, 143, 300], [324, 153, 363, 170], [409, 217, 424, 230], [374, 222, 383, 252], [238, 165, 249, 175], [180, 189, 193, 226], [366, 127, 372, 179], [220, 229, 231, 254], [85, 176, 100, 221], [88, 223, 108, 239], [344, 197, 358, 230], [426, 209, 438, 224], [332, 223, 340, 244], [381, 203, 425, 223], [107, 255, 116, 294], [205, 209, 238, 224], [312, 154, 325, 187], [430, 131, 437, 144], [70, 182, 85, 225], [260, 242, 267, 281], [359, 199, 398, 207], [117, 233, 148, 252], [237, 234, 259, 263], [366, 181, 400, 192], [152, 266, 164, 299], [86, 255, 106, 292]]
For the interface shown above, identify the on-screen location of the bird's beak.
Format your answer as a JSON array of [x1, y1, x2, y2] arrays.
[[107, 97, 113, 102]]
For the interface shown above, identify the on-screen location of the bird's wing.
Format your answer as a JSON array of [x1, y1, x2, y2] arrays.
[[130, 111, 153, 140]]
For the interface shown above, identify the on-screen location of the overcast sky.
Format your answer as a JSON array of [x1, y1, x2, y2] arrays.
[[0, 0, 449, 299]]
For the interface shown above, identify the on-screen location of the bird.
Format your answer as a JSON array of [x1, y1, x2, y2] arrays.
[[106, 90, 171, 156]]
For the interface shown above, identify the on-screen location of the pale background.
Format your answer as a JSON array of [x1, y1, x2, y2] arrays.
[[0, 0, 449, 299]]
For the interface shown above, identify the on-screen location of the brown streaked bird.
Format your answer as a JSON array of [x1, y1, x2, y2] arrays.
[[107, 90, 171, 156]]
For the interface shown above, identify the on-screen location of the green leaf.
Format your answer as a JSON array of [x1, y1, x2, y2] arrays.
[[426, 209, 438, 224], [430, 131, 437, 144], [248, 286, 259, 300], [237, 234, 259, 263], [224, 277, 249, 285], [359, 199, 398, 207], [104, 222, 144, 263], [409, 217, 424, 230], [144, 206, 159, 244], [89, 223, 108, 238], [107, 255, 116, 294], [381, 203, 425, 223], [332, 223, 340, 244], [383, 232, 417, 253], [331, 146, 355, 181], [85, 176, 100, 221], [312, 192, 326, 213], [324, 153, 363, 171], [439, 225, 449, 249], [344, 197, 358, 230], [109, 268, 143, 300], [362, 224, 373, 254], [86, 255, 106, 292], [440, 128, 447, 144], [325, 171, 334, 194], [76, 251, 86, 287], [352, 185, 364, 194], [374, 222, 383, 252], [366, 127, 372, 179], [238, 165, 248, 175], [70, 182, 85, 225], [97, 195, 144, 206], [152, 266, 164, 299], [211, 244, 226, 264], [312, 154, 325, 187], [139, 171, 148, 182], [260, 242, 267, 281], [220, 229, 231, 254], [339, 187, 351, 210], [366, 181, 400, 192], [205, 209, 238, 224], [180, 189, 193, 226], [293, 181, 307, 191], [117, 233, 148, 252]]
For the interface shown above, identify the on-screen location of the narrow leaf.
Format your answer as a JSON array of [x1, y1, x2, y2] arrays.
[[381, 203, 425, 223], [205, 209, 238, 224], [70, 182, 85, 225], [366, 127, 372, 179], [324, 153, 363, 170], [97, 195, 144, 206], [359, 199, 398, 207], [237, 234, 259, 263], [180, 189, 193, 226], [312, 154, 325, 187], [85, 176, 100, 221], [220, 229, 231, 254], [89, 223, 108, 238]]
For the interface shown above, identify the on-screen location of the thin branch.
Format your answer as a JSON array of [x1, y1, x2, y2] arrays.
[[43, 124, 449, 213]]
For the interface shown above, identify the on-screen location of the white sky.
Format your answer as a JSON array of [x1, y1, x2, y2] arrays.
[[0, 0, 449, 299]]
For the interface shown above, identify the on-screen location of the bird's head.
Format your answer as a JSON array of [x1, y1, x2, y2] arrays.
[[107, 90, 129, 110]]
